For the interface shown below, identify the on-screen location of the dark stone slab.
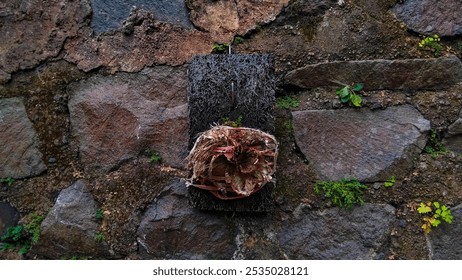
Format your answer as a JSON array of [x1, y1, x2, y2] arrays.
[[429, 205, 462, 259], [443, 109, 462, 153], [32, 180, 110, 259], [0, 202, 20, 236], [0, 98, 46, 179], [188, 54, 276, 211], [137, 180, 236, 259], [91, 0, 192, 33], [284, 56, 462, 90], [392, 0, 462, 37], [279, 203, 396, 259]]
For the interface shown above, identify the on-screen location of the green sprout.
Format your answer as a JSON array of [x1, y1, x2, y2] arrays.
[[150, 151, 162, 163], [314, 178, 368, 209], [212, 43, 229, 53], [418, 202, 453, 234], [336, 83, 363, 107], [0, 177, 15, 186], [276, 96, 301, 109], [418, 35, 442, 57], [384, 176, 396, 188]]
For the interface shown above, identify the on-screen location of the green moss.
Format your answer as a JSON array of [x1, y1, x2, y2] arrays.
[[276, 96, 301, 109], [314, 179, 368, 208]]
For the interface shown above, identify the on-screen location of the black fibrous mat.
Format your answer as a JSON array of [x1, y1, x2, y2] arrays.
[[187, 54, 276, 212]]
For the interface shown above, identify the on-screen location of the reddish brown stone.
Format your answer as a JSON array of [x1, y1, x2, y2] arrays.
[[64, 10, 213, 73], [187, 0, 289, 42], [68, 66, 189, 171], [0, 0, 91, 75], [292, 105, 430, 182]]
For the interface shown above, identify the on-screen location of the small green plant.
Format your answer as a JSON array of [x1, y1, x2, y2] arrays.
[[222, 115, 243, 127], [283, 120, 293, 131], [424, 129, 448, 158], [0, 177, 15, 186], [0, 212, 44, 255], [95, 232, 105, 243], [314, 178, 368, 209], [24, 212, 44, 243], [0, 225, 29, 254], [418, 202, 453, 234], [96, 208, 104, 221], [232, 36, 244, 45], [276, 96, 301, 109], [418, 35, 442, 57], [212, 43, 229, 53], [150, 151, 162, 163], [336, 83, 363, 107], [384, 176, 396, 188]]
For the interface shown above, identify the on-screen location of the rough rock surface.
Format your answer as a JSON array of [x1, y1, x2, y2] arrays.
[[392, 0, 462, 37], [91, 0, 192, 33], [0, 69, 10, 84], [284, 56, 462, 90], [0, 202, 20, 236], [443, 109, 462, 153], [32, 180, 108, 259], [68, 66, 189, 171], [187, 0, 289, 42], [292, 105, 431, 181], [0, 98, 46, 178], [279, 203, 396, 259], [429, 205, 462, 259], [0, 0, 91, 75], [137, 180, 236, 259], [64, 9, 213, 73]]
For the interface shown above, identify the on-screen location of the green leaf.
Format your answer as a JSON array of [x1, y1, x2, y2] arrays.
[[417, 202, 432, 214], [340, 95, 350, 103], [384, 176, 395, 188], [336, 86, 350, 98], [431, 218, 441, 227], [350, 94, 362, 107], [433, 201, 440, 209], [352, 83, 363, 92]]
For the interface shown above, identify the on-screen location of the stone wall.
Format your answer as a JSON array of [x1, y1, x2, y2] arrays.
[[1, 0, 462, 260]]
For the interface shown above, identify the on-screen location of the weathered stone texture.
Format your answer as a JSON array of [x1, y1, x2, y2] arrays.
[[33, 181, 109, 259], [64, 9, 213, 73], [0, 69, 11, 84], [284, 56, 462, 90], [292, 105, 430, 181], [0, 98, 46, 178], [0, 0, 91, 75], [187, 0, 289, 42], [392, 0, 462, 36], [68, 66, 189, 171], [443, 109, 462, 153], [91, 0, 192, 33], [137, 180, 236, 259], [429, 205, 462, 259], [279, 203, 396, 259]]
